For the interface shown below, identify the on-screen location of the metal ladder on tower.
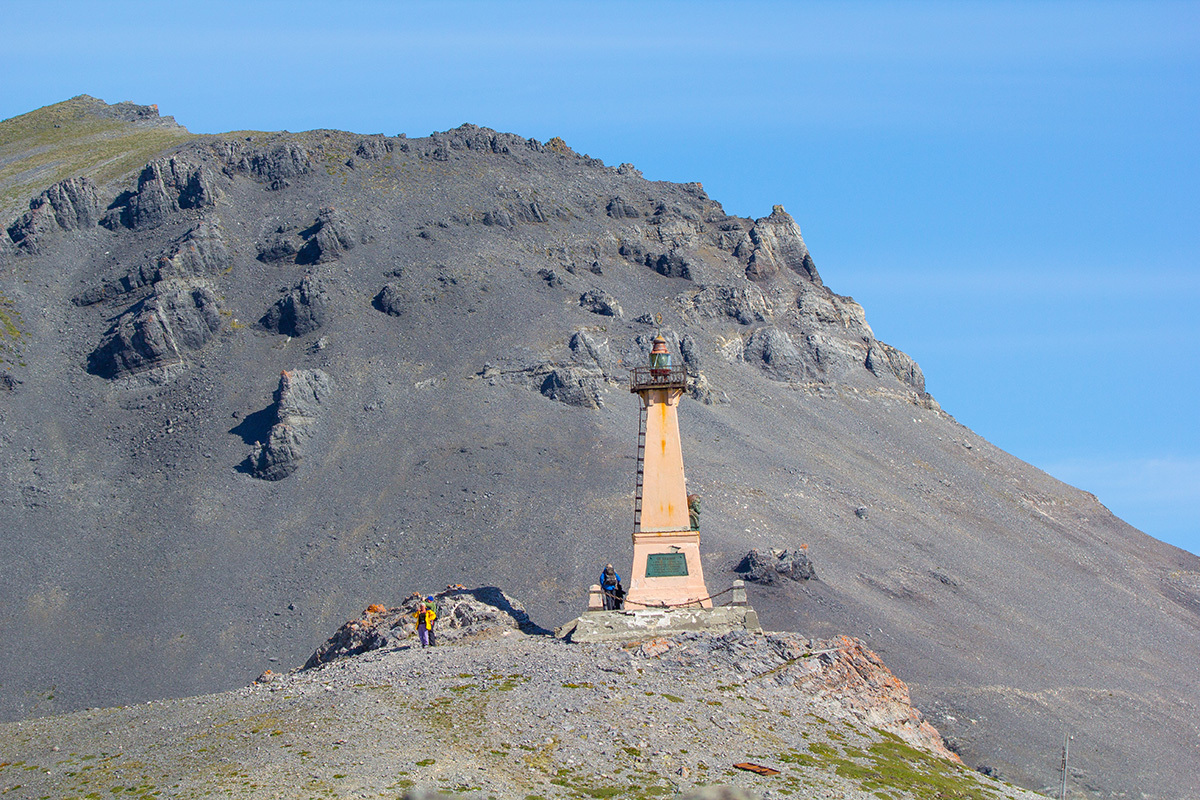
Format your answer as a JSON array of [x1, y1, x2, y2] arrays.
[[634, 402, 647, 531]]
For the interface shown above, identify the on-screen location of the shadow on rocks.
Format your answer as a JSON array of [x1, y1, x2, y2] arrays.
[[229, 405, 276, 446]]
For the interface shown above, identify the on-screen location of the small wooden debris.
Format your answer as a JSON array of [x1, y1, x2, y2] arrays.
[[733, 762, 780, 776]]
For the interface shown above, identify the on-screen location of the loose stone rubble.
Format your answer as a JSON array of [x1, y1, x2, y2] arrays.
[[0, 591, 1043, 800]]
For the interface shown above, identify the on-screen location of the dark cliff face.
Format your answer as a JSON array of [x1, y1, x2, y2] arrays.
[[1, 99, 1198, 800]]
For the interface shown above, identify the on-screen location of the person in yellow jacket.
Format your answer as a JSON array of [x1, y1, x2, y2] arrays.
[[424, 595, 439, 646], [414, 601, 436, 648]]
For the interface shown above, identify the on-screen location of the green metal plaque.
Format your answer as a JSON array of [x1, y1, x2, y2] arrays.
[[645, 552, 689, 578]]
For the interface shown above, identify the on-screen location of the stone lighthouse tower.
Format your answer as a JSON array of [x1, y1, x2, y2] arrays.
[[624, 336, 712, 609]]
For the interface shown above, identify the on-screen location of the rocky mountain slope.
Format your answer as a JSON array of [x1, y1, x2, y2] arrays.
[[1, 97, 1198, 799], [0, 588, 1041, 800]]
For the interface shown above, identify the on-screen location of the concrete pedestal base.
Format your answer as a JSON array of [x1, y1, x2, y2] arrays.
[[624, 530, 711, 609], [554, 606, 761, 643]]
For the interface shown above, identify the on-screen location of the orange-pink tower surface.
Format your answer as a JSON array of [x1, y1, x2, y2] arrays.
[[624, 336, 711, 609]]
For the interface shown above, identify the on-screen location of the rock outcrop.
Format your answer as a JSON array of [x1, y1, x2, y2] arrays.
[[215, 139, 312, 189], [735, 205, 820, 284], [682, 284, 771, 325], [259, 275, 328, 337], [477, 200, 553, 227], [304, 586, 537, 668], [102, 156, 221, 230], [539, 365, 604, 408], [867, 339, 927, 393], [417, 123, 538, 158], [156, 218, 231, 279], [795, 286, 870, 333], [244, 369, 334, 481], [6, 177, 102, 253], [618, 242, 696, 280], [568, 330, 618, 376], [2, 611, 1041, 800], [296, 208, 355, 265], [578, 289, 621, 317], [75, 219, 231, 306], [745, 326, 812, 381], [785, 635, 958, 761], [86, 280, 224, 379], [606, 196, 642, 219], [354, 135, 393, 161]]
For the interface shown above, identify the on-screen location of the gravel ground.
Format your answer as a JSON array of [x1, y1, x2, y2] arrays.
[[0, 629, 1044, 800]]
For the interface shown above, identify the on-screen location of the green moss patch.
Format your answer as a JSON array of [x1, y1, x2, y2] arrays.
[[797, 734, 1003, 800]]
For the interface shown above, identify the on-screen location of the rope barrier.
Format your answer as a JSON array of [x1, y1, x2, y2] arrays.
[[598, 584, 737, 610]]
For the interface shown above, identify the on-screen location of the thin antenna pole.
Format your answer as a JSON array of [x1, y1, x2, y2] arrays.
[[1059, 732, 1070, 800]]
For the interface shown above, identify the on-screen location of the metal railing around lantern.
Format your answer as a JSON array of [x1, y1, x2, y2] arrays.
[[629, 364, 689, 392]]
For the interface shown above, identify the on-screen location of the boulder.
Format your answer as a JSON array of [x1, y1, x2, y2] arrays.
[[536, 268, 563, 287], [257, 235, 299, 263], [735, 205, 820, 284], [579, 289, 621, 318], [373, 283, 408, 316], [736, 548, 817, 584], [260, 275, 328, 337], [6, 176, 102, 253], [245, 369, 334, 481], [481, 208, 514, 228], [87, 280, 223, 379]]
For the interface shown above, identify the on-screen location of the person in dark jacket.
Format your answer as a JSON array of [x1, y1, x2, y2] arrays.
[[600, 564, 623, 610]]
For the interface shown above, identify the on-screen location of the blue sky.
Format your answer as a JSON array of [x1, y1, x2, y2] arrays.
[[3, 1, 1197, 555]]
